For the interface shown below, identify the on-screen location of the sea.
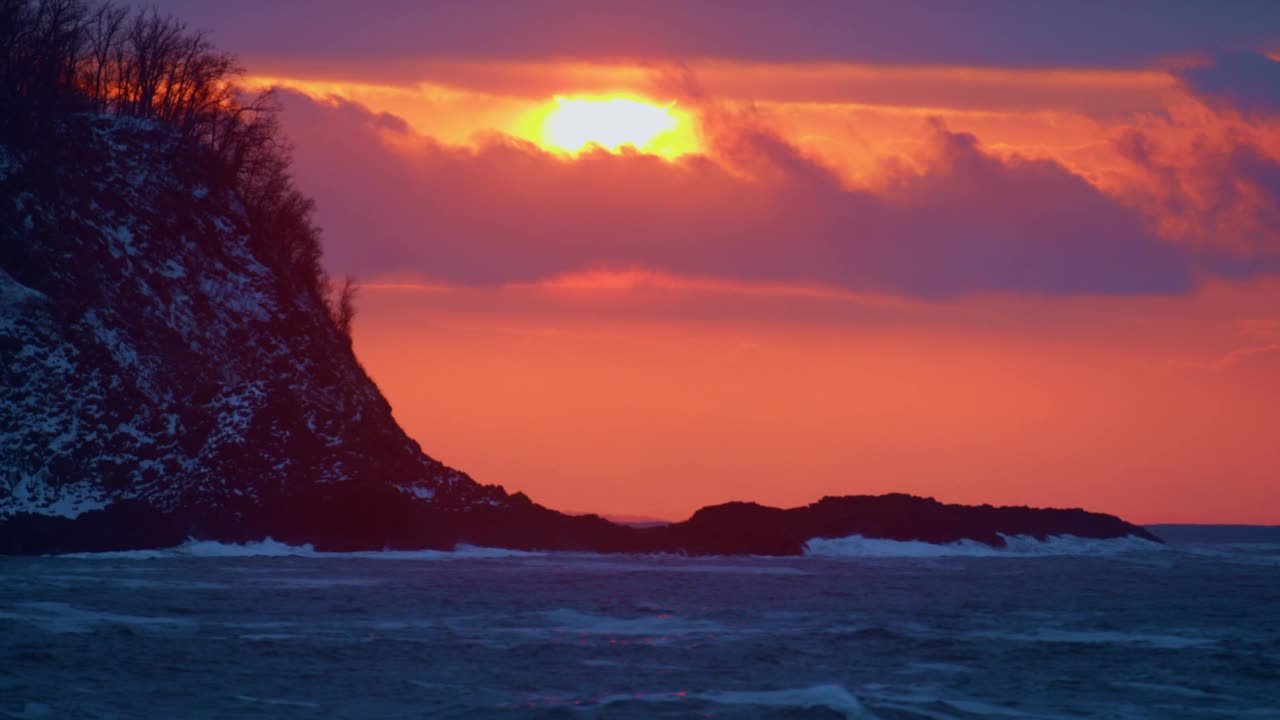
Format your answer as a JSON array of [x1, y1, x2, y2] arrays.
[[1, 528, 1278, 719]]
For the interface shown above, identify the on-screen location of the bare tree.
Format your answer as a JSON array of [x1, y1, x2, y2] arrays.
[[1, 0, 352, 328], [333, 276, 359, 340], [81, 1, 123, 111]]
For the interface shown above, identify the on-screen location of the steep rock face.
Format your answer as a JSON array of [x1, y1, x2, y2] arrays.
[[0, 115, 506, 550]]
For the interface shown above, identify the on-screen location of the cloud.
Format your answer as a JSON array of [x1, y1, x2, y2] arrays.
[[1176, 51, 1280, 118], [1217, 341, 1280, 369], [1113, 125, 1280, 257], [279, 90, 1196, 297]]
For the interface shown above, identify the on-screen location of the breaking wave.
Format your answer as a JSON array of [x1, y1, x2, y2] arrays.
[[63, 538, 543, 560], [60, 533, 1172, 561], [804, 533, 1166, 558]]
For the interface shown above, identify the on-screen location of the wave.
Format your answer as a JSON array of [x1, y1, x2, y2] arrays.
[[531, 608, 725, 637], [0, 600, 193, 634], [62, 538, 544, 560], [60, 533, 1167, 561], [696, 684, 875, 719], [803, 533, 1166, 558], [232, 695, 321, 709], [969, 627, 1212, 649]]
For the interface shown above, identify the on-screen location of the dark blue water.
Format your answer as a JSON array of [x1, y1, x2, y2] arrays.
[[2, 536, 1278, 719]]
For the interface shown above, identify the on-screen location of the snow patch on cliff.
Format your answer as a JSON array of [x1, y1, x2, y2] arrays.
[[6, 477, 111, 518]]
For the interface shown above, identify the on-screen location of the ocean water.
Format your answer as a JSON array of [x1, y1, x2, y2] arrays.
[[2, 535, 1278, 719]]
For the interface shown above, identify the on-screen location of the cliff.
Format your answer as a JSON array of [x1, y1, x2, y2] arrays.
[[0, 114, 509, 552]]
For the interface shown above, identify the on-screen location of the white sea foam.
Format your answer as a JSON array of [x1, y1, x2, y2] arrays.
[[804, 533, 1165, 558], [62, 538, 543, 560], [61, 538, 308, 559], [59, 533, 1167, 562]]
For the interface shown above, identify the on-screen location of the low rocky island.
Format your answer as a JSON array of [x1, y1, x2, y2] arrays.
[[2, 490, 1160, 556]]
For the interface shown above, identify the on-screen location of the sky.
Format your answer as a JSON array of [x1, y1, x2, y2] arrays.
[[157, 1, 1280, 523]]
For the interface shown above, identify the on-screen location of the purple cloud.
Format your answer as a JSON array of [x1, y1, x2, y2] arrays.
[[278, 91, 1197, 297]]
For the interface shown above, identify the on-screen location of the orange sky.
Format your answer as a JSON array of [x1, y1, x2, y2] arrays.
[[226, 51, 1280, 523], [350, 277, 1280, 524]]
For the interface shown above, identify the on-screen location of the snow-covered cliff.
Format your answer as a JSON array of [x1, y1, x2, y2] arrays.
[[0, 115, 507, 549]]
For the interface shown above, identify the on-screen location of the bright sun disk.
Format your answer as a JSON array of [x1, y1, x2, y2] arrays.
[[539, 96, 694, 157]]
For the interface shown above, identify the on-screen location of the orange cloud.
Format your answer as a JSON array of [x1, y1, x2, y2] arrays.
[[243, 57, 1180, 184], [1215, 341, 1280, 369]]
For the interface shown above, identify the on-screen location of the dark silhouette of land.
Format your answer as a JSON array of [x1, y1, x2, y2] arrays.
[[0, 0, 1162, 556], [1, 492, 1160, 555]]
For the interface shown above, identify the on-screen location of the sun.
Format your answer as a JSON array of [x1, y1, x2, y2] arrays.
[[537, 96, 697, 157]]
